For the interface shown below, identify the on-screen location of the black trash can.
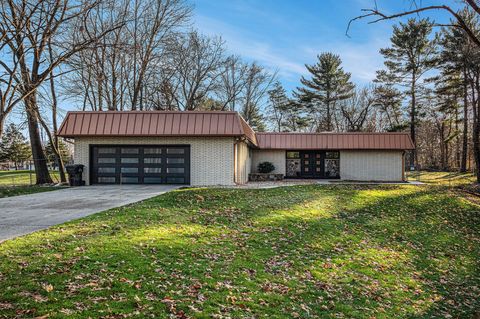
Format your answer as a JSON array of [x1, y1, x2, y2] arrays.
[[66, 164, 85, 186]]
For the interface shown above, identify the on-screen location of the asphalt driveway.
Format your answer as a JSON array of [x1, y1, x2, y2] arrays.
[[0, 185, 179, 242]]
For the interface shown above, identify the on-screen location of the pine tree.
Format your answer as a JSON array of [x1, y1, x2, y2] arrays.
[[295, 52, 354, 132], [377, 18, 437, 168], [0, 123, 31, 170], [241, 103, 266, 132], [267, 82, 309, 132], [439, 9, 479, 172]]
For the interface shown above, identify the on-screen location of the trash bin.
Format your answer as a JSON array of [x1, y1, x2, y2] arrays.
[[66, 164, 85, 186]]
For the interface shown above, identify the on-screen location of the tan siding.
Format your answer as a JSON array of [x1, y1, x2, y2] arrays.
[[74, 137, 235, 186], [340, 150, 403, 181], [251, 150, 286, 175]]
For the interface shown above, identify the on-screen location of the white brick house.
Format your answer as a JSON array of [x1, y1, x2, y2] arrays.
[[58, 111, 414, 186]]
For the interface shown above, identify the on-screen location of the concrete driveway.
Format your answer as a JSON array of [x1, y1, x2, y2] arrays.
[[0, 185, 179, 242]]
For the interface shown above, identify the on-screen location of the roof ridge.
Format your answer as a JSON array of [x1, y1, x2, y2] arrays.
[[256, 132, 411, 135], [65, 110, 239, 114]]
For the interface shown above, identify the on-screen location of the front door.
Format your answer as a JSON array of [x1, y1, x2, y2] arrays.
[[300, 151, 323, 178]]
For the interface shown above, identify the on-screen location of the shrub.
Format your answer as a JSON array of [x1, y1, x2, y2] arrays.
[[258, 161, 275, 174]]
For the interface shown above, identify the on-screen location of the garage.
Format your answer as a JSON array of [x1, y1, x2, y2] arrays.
[[90, 145, 190, 185]]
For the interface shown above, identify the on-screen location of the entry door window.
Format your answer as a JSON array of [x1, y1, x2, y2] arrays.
[[324, 152, 340, 178], [286, 151, 301, 177]]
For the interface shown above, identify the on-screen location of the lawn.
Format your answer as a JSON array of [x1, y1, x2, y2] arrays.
[[0, 170, 63, 198], [0, 179, 479, 318], [0, 170, 61, 186]]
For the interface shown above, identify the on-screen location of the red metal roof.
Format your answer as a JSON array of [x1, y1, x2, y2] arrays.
[[58, 111, 257, 145], [58, 111, 414, 150], [255, 132, 414, 150]]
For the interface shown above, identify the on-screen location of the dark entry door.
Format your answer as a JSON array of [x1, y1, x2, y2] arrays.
[[300, 151, 324, 178], [91, 145, 190, 185]]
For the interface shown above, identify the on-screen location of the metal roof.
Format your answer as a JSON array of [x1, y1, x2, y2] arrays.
[[255, 132, 414, 150], [58, 111, 257, 145], [58, 111, 414, 150]]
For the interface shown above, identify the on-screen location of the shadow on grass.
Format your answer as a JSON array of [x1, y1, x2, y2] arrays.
[[0, 185, 479, 318]]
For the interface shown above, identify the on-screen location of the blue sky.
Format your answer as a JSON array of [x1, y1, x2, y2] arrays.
[[193, 0, 458, 93]]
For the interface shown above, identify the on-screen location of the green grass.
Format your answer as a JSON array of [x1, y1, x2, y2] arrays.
[[1, 182, 479, 318], [0, 170, 64, 198], [0, 185, 61, 198], [0, 170, 61, 186], [407, 171, 477, 186]]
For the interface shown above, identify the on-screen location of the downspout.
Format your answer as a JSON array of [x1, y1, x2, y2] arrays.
[[233, 139, 238, 185], [402, 151, 406, 182]]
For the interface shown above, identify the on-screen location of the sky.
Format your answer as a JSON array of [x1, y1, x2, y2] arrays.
[[193, 0, 459, 93]]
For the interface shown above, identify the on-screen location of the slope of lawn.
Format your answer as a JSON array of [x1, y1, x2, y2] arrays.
[[0, 183, 479, 318]]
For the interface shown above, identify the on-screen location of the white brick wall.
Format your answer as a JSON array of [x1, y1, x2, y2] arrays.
[[73, 137, 235, 186], [340, 150, 404, 181], [251, 150, 286, 175]]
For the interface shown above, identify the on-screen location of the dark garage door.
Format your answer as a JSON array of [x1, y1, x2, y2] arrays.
[[91, 145, 190, 185]]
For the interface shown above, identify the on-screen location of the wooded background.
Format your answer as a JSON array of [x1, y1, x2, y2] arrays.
[[1, 0, 479, 183]]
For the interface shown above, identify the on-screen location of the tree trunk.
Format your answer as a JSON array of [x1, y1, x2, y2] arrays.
[[410, 72, 417, 169], [475, 77, 480, 183], [461, 67, 469, 172], [25, 94, 52, 184], [0, 116, 4, 139]]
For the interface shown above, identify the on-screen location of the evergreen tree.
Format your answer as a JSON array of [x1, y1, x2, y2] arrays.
[[0, 123, 31, 170], [295, 52, 354, 132], [241, 103, 266, 132], [377, 18, 437, 168], [373, 83, 406, 131], [438, 9, 479, 172], [267, 81, 309, 132]]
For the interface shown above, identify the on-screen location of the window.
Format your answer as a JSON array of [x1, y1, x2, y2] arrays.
[[121, 158, 139, 164], [144, 148, 162, 154], [326, 152, 340, 159], [121, 167, 138, 174], [121, 148, 139, 154], [144, 167, 162, 173], [167, 167, 184, 174], [98, 158, 115, 164], [144, 158, 161, 164], [167, 177, 185, 184], [98, 167, 115, 174], [121, 177, 138, 183], [98, 148, 116, 154], [286, 151, 300, 159], [167, 158, 184, 164], [98, 177, 115, 183], [167, 148, 184, 154]]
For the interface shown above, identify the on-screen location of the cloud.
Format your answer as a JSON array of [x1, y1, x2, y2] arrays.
[[195, 12, 391, 87]]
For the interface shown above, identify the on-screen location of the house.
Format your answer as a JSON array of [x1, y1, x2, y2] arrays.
[[57, 111, 415, 186]]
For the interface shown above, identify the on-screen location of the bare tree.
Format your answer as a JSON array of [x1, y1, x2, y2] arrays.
[[215, 55, 248, 111], [340, 87, 376, 132], [0, 0, 122, 184], [348, 0, 480, 47], [171, 32, 226, 110], [240, 62, 276, 130]]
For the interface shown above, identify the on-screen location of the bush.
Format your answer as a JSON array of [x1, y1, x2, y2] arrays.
[[258, 162, 275, 174]]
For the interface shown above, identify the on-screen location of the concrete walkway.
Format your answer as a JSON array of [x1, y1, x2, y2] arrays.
[[0, 185, 178, 242]]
